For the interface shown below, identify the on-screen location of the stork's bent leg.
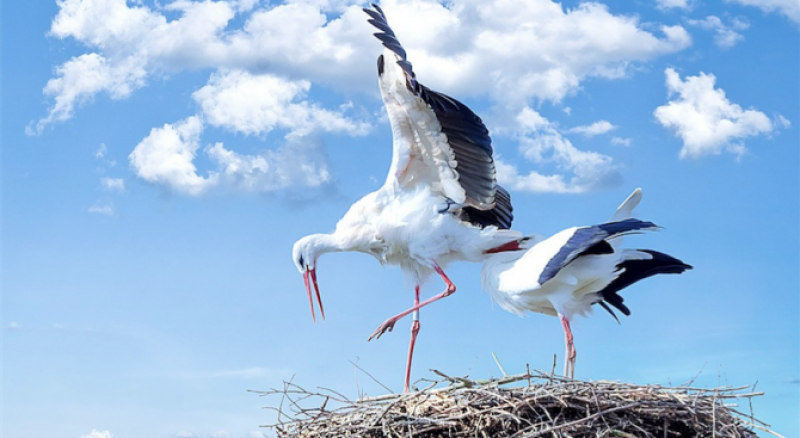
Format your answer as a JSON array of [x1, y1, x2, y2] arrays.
[[403, 286, 421, 393], [559, 315, 576, 379], [368, 263, 455, 341]]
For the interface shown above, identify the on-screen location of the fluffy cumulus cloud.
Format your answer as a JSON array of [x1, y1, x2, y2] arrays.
[[383, 0, 691, 104], [128, 116, 332, 195], [654, 68, 786, 159], [192, 70, 369, 137], [495, 107, 620, 193], [725, 0, 799, 23], [36, 0, 696, 195], [129, 116, 215, 196], [35, 0, 692, 130], [687, 15, 749, 49], [27, 53, 146, 134], [33, 0, 377, 133]]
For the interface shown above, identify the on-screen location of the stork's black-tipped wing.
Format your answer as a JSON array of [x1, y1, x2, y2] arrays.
[[595, 249, 693, 318], [538, 219, 658, 285], [363, 4, 499, 211], [460, 185, 514, 229]]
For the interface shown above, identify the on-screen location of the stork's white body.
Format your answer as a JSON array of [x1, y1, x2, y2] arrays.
[[481, 230, 649, 320], [292, 5, 523, 393], [327, 185, 519, 284], [480, 189, 691, 378]]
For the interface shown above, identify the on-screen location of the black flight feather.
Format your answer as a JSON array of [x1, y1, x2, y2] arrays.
[[459, 185, 514, 229], [363, 4, 500, 212], [592, 249, 692, 320], [538, 219, 659, 285]]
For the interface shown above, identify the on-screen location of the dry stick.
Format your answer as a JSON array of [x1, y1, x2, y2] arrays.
[[713, 389, 718, 438], [735, 420, 787, 438], [278, 375, 294, 425], [316, 386, 352, 405], [349, 359, 393, 394], [259, 370, 771, 438], [493, 352, 508, 377], [748, 381, 758, 419], [369, 392, 418, 428], [590, 384, 612, 433], [526, 364, 532, 387], [682, 362, 708, 387], [352, 357, 361, 399]]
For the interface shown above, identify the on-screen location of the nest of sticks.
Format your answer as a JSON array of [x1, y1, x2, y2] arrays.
[[252, 369, 781, 438]]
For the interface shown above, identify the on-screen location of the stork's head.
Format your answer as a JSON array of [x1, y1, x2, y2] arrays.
[[292, 234, 327, 322]]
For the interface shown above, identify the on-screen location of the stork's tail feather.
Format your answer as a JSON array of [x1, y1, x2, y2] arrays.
[[597, 249, 692, 319]]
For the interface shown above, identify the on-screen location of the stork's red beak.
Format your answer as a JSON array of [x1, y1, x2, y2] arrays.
[[303, 267, 325, 322]]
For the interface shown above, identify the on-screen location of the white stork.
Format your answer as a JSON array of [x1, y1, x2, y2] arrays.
[[480, 189, 692, 378], [292, 4, 526, 392]]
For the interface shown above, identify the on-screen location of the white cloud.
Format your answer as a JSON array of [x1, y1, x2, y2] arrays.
[[101, 177, 125, 192], [206, 140, 332, 193], [129, 116, 332, 196], [79, 430, 113, 438], [725, 0, 800, 23], [8, 322, 21, 330], [611, 136, 632, 146], [34, 0, 377, 133], [655, 0, 691, 10], [95, 143, 117, 168], [567, 120, 616, 136], [36, 0, 697, 197], [28, 53, 146, 134], [95, 143, 108, 159], [88, 203, 116, 216], [394, 0, 691, 104], [654, 68, 784, 159], [495, 107, 620, 193], [775, 114, 792, 128], [192, 70, 369, 137], [129, 117, 215, 196], [688, 16, 749, 49], [34, 0, 692, 131]]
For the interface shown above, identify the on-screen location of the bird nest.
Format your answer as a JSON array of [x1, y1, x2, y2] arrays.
[[251, 369, 782, 438]]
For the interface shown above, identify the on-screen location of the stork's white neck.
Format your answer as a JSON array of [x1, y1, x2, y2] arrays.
[[305, 228, 377, 256], [304, 233, 349, 256]]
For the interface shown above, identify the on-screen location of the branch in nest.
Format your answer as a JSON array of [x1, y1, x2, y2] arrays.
[[252, 369, 778, 438]]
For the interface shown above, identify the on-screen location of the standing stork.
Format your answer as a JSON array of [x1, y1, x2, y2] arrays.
[[480, 189, 692, 378], [292, 4, 526, 392]]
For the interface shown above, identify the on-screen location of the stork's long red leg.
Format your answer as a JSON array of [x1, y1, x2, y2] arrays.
[[368, 263, 455, 341], [403, 285, 421, 393], [559, 314, 576, 379]]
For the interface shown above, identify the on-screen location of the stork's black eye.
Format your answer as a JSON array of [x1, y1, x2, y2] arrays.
[[298, 255, 305, 267]]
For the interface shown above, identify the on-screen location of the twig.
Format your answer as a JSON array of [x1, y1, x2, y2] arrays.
[[253, 369, 773, 438], [493, 352, 508, 377], [349, 359, 393, 394]]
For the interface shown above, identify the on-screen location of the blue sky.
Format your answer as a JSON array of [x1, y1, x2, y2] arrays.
[[1, 0, 798, 437]]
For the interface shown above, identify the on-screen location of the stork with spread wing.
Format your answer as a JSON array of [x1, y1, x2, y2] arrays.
[[292, 4, 526, 392]]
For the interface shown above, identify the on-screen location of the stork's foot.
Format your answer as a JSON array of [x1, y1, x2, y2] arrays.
[[368, 317, 398, 341]]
